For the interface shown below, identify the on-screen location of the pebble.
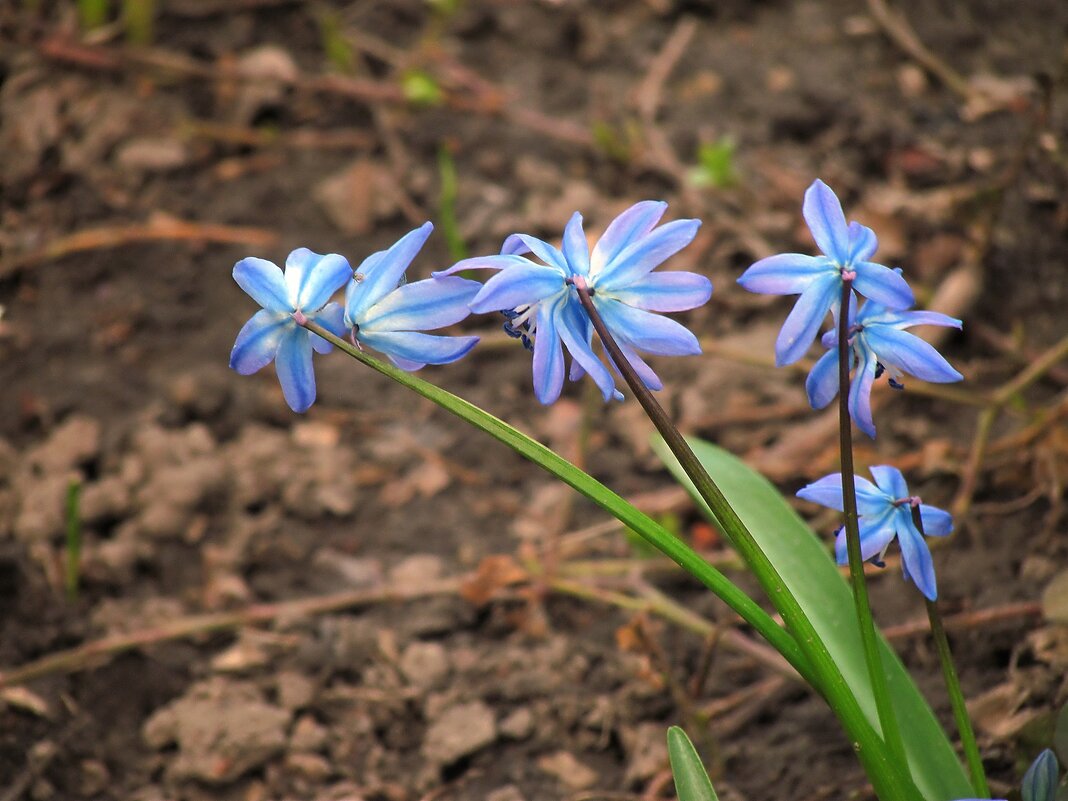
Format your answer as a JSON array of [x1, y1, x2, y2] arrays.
[[399, 641, 450, 690], [536, 751, 599, 790], [275, 671, 316, 711], [421, 701, 497, 767], [498, 707, 534, 741], [290, 714, 329, 753]]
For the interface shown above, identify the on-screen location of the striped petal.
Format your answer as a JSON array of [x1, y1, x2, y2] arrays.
[[607, 271, 712, 312], [469, 264, 566, 314], [738, 253, 831, 295], [357, 330, 479, 367], [594, 218, 701, 291], [501, 233, 570, 274], [590, 200, 667, 273], [561, 212, 590, 276], [774, 274, 838, 366], [432, 254, 534, 278], [596, 300, 700, 356], [803, 179, 850, 263], [898, 522, 938, 600], [852, 261, 914, 310], [361, 276, 480, 332], [849, 345, 879, 438], [556, 298, 616, 401], [345, 222, 433, 323], [919, 504, 953, 537], [230, 309, 290, 374], [284, 248, 351, 311], [308, 302, 346, 355], [864, 327, 963, 383], [805, 349, 840, 410], [869, 466, 910, 500], [233, 257, 290, 312], [532, 297, 566, 404], [275, 328, 316, 413]]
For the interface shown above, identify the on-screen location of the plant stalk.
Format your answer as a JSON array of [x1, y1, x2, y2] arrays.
[[835, 281, 911, 773], [572, 281, 920, 801]]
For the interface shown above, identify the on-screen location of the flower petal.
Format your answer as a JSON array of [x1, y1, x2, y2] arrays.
[[847, 221, 878, 262], [561, 212, 590, 276], [361, 276, 481, 332], [275, 328, 316, 413], [869, 465, 909, 500], [357, 330, 479, 367], [309, 302, 346, 355], [593, 218, 701, 291], [609, 338, 664, 391], [774, 274, 838, 366], [803, 179, 850, 263], [230, 309, 290, 374], [284, 248, 351, 311], [469, 264, 566, 314], [919, 504, 953, 537], [835, 513, 898, 565], [590, 200, 667, 274], [737, 253, 830, 295], [898, 522, 938, 600], [852, 261, 915, 310], [848, 345, 879, 438], [233, 257, 291, 312], [532, 298, 566, 404], [501, 233, 570, 274], [880, 309, 961, 331], [432, 254, 534, 278], [556, 298, 616, 401], [805, 349, 840, 410], [608, 271, 712, 312], [345, 222, 433, 324], [864, 327, 963, 383], [595, 300, 700, 356]]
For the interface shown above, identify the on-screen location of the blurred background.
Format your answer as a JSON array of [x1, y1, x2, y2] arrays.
[[1, 1, 1066, 798]]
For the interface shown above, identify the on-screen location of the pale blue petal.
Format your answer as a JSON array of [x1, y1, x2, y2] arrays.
[[390, 355, 427, 371], [594, 218, 701, 290], [849, 346, 879, 438], [557, 299, 616, 401], [233, 257, 291, 312], [361, 277, 480, 332], [775, 274, 839, 366], [864, 327, 963, 383], [309, 303, 346, 355], [919, 504, 953, 537], [847, 221, 878, 262], [608, 271, 712, 312], [357, 330, 479, 366], [852, 261, 915, 310], [796, 473, 845, 510], [898, 523, 938, 600], [805, 350, 840, 410], [869, 465, 910, 500], [432, 254, 534, 278], [346, 222, 433, 324], [469, 265, 566, 314], [230, 309, 290, 374], [737, 253, 830, 295], [803, 179, 850, 263], [835, 514, 897, 565], [590, 201, 667, 273], [284, 249, 351, 311], [561, 212, 590, 276], [611, 339, 664, 391], [532, 298, 566, 404], [502, 234, 570, 274], [596, 300, 700, 356], [275, 328, 316, 413], [882, 310, 962, 331]]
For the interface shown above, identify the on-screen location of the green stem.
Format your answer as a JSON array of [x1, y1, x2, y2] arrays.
[[65, 479, 82, 602], [303, 320, 814, 685], [572, 282, 920, 801], [914, 508, 990, 797], [836, 281, 911, 773]]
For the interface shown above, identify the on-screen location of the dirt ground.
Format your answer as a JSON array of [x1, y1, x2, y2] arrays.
[[1, 1, 1067, 799]]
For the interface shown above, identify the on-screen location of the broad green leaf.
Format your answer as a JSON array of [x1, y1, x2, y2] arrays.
[[667, 726, 719, 801], [654, 436, 972, 801]]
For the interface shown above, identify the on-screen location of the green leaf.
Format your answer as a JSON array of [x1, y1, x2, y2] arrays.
[[653, 436, 973, 801], [667, 727, 719, 801]]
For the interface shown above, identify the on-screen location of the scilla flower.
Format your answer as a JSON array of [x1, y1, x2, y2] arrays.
[[230, 248, 351, 412], [738, 179, 914, 366], [435, 202, 711, 404], [806, 296, 963, 437], [343, 222, 481, 371], [797, 465, 953, 600]]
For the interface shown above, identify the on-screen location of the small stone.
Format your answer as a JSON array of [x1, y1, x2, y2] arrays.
[[486, 786, 526, 801], [388, 554, 444, 586], [421, 701, 497, 766], [275, 671, 316, 711], [290, 714, 329, 753], [536, 751, 599, 790], [399, 641, 450, 690], [285, 752, 332, 781], [498, 707, 534, 741], [78, 759, 110, 797], [115, 137, 189, 172], [80, 477, 132, 525], [28, 416, 100, 473], [312, 550, 382, 588]]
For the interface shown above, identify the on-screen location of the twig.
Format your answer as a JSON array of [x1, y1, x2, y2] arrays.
[[881, 600, 1043, 641]]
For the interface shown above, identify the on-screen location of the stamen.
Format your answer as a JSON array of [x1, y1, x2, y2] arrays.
[[292, 310, 308, 326]]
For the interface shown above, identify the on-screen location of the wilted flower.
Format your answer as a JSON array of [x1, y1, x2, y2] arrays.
[[738, 179, 914, 366], [797, 465, 953, 600], [436, 201, 711, 404], [343, 222, 480, 371], [229, 248, 351, 412], [806, 296, 963, 437]]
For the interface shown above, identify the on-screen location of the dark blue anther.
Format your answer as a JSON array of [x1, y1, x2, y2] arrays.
[[888, 377, 905, 390]]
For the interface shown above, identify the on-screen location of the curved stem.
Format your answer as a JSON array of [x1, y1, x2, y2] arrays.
[[571, 283, 920, 801], [302, 320, 814, 684], [836, 281, 911, 773]]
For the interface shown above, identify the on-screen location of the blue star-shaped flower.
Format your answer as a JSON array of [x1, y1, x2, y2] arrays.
[[343, 222, 481, 371], [797, 465, 953, 600], [806, 296, 963, 437], [229, 248, 352, 412], [436, 201, 711, 404], [738, 179, 915, 366]]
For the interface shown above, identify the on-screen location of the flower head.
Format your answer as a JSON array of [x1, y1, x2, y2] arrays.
[[435, 201, 711, 404], [343, 222, 481, 371], [229, 248, 352, 412], [797, 465, 953, 600], [738, 179, 915, 366], [805, 296, 963, 437]]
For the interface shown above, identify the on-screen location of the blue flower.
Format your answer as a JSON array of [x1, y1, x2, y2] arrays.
[[797, 465, 953, 600], [230, 247, 352, 412], [344, 222, 481, 371], [738, 179, 915, 366], [1021, 749, 1059, 801], [435, 201, 711, 404], [805, 296, 963, 437]]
